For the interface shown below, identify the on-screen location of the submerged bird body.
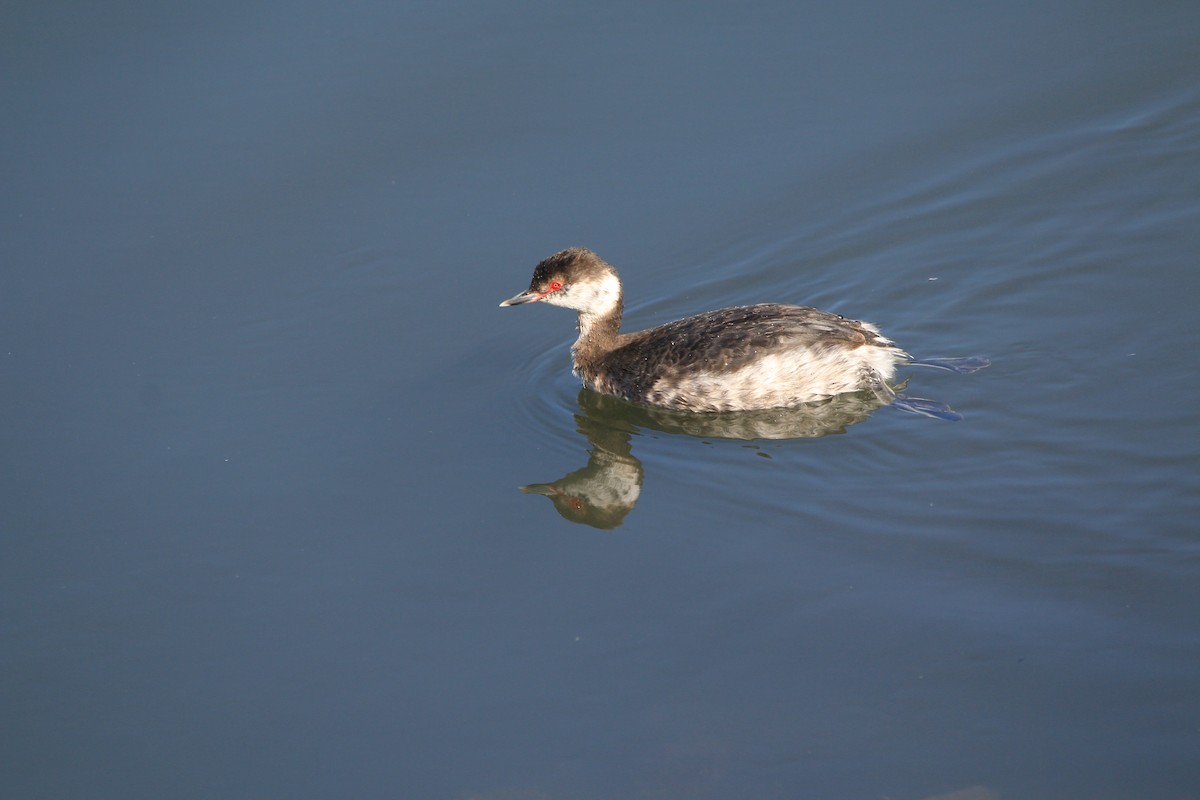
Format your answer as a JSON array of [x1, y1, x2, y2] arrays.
[[501, 248, 981, 414]]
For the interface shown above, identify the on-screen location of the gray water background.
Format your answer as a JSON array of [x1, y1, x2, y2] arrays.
[[4, 2, 1199, 798]]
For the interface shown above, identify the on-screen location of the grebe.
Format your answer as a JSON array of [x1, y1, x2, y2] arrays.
[[500, 248, 987, 414]]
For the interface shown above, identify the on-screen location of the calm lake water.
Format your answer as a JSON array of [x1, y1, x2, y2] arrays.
[[4, 2, 1199, 799]]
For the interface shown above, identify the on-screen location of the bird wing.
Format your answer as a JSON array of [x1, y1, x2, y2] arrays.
[[613, 304, 878, 374]]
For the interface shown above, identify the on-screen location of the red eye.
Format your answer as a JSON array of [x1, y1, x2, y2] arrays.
[[548, 281, 563, 291]]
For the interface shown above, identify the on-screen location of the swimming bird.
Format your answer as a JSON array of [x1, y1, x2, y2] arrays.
[[500, 247, 987, 416]]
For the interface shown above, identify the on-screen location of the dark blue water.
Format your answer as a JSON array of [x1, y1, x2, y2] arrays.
[[4, 2, 1199, 798]]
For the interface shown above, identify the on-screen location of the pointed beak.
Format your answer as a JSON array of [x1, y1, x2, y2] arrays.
[[499, 289, 540, 307], [519, 483, 560, 496]]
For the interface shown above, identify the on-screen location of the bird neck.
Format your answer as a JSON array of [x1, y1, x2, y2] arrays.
[[573, 302, 623, 361]]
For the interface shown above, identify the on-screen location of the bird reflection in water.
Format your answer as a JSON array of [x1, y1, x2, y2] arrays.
[[518, 385, 904, 529]]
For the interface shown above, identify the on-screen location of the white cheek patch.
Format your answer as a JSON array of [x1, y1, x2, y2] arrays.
[[545, 273, 621, 315]]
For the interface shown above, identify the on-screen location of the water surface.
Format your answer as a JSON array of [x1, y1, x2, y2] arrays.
[[3, 2, 1199, 798]]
